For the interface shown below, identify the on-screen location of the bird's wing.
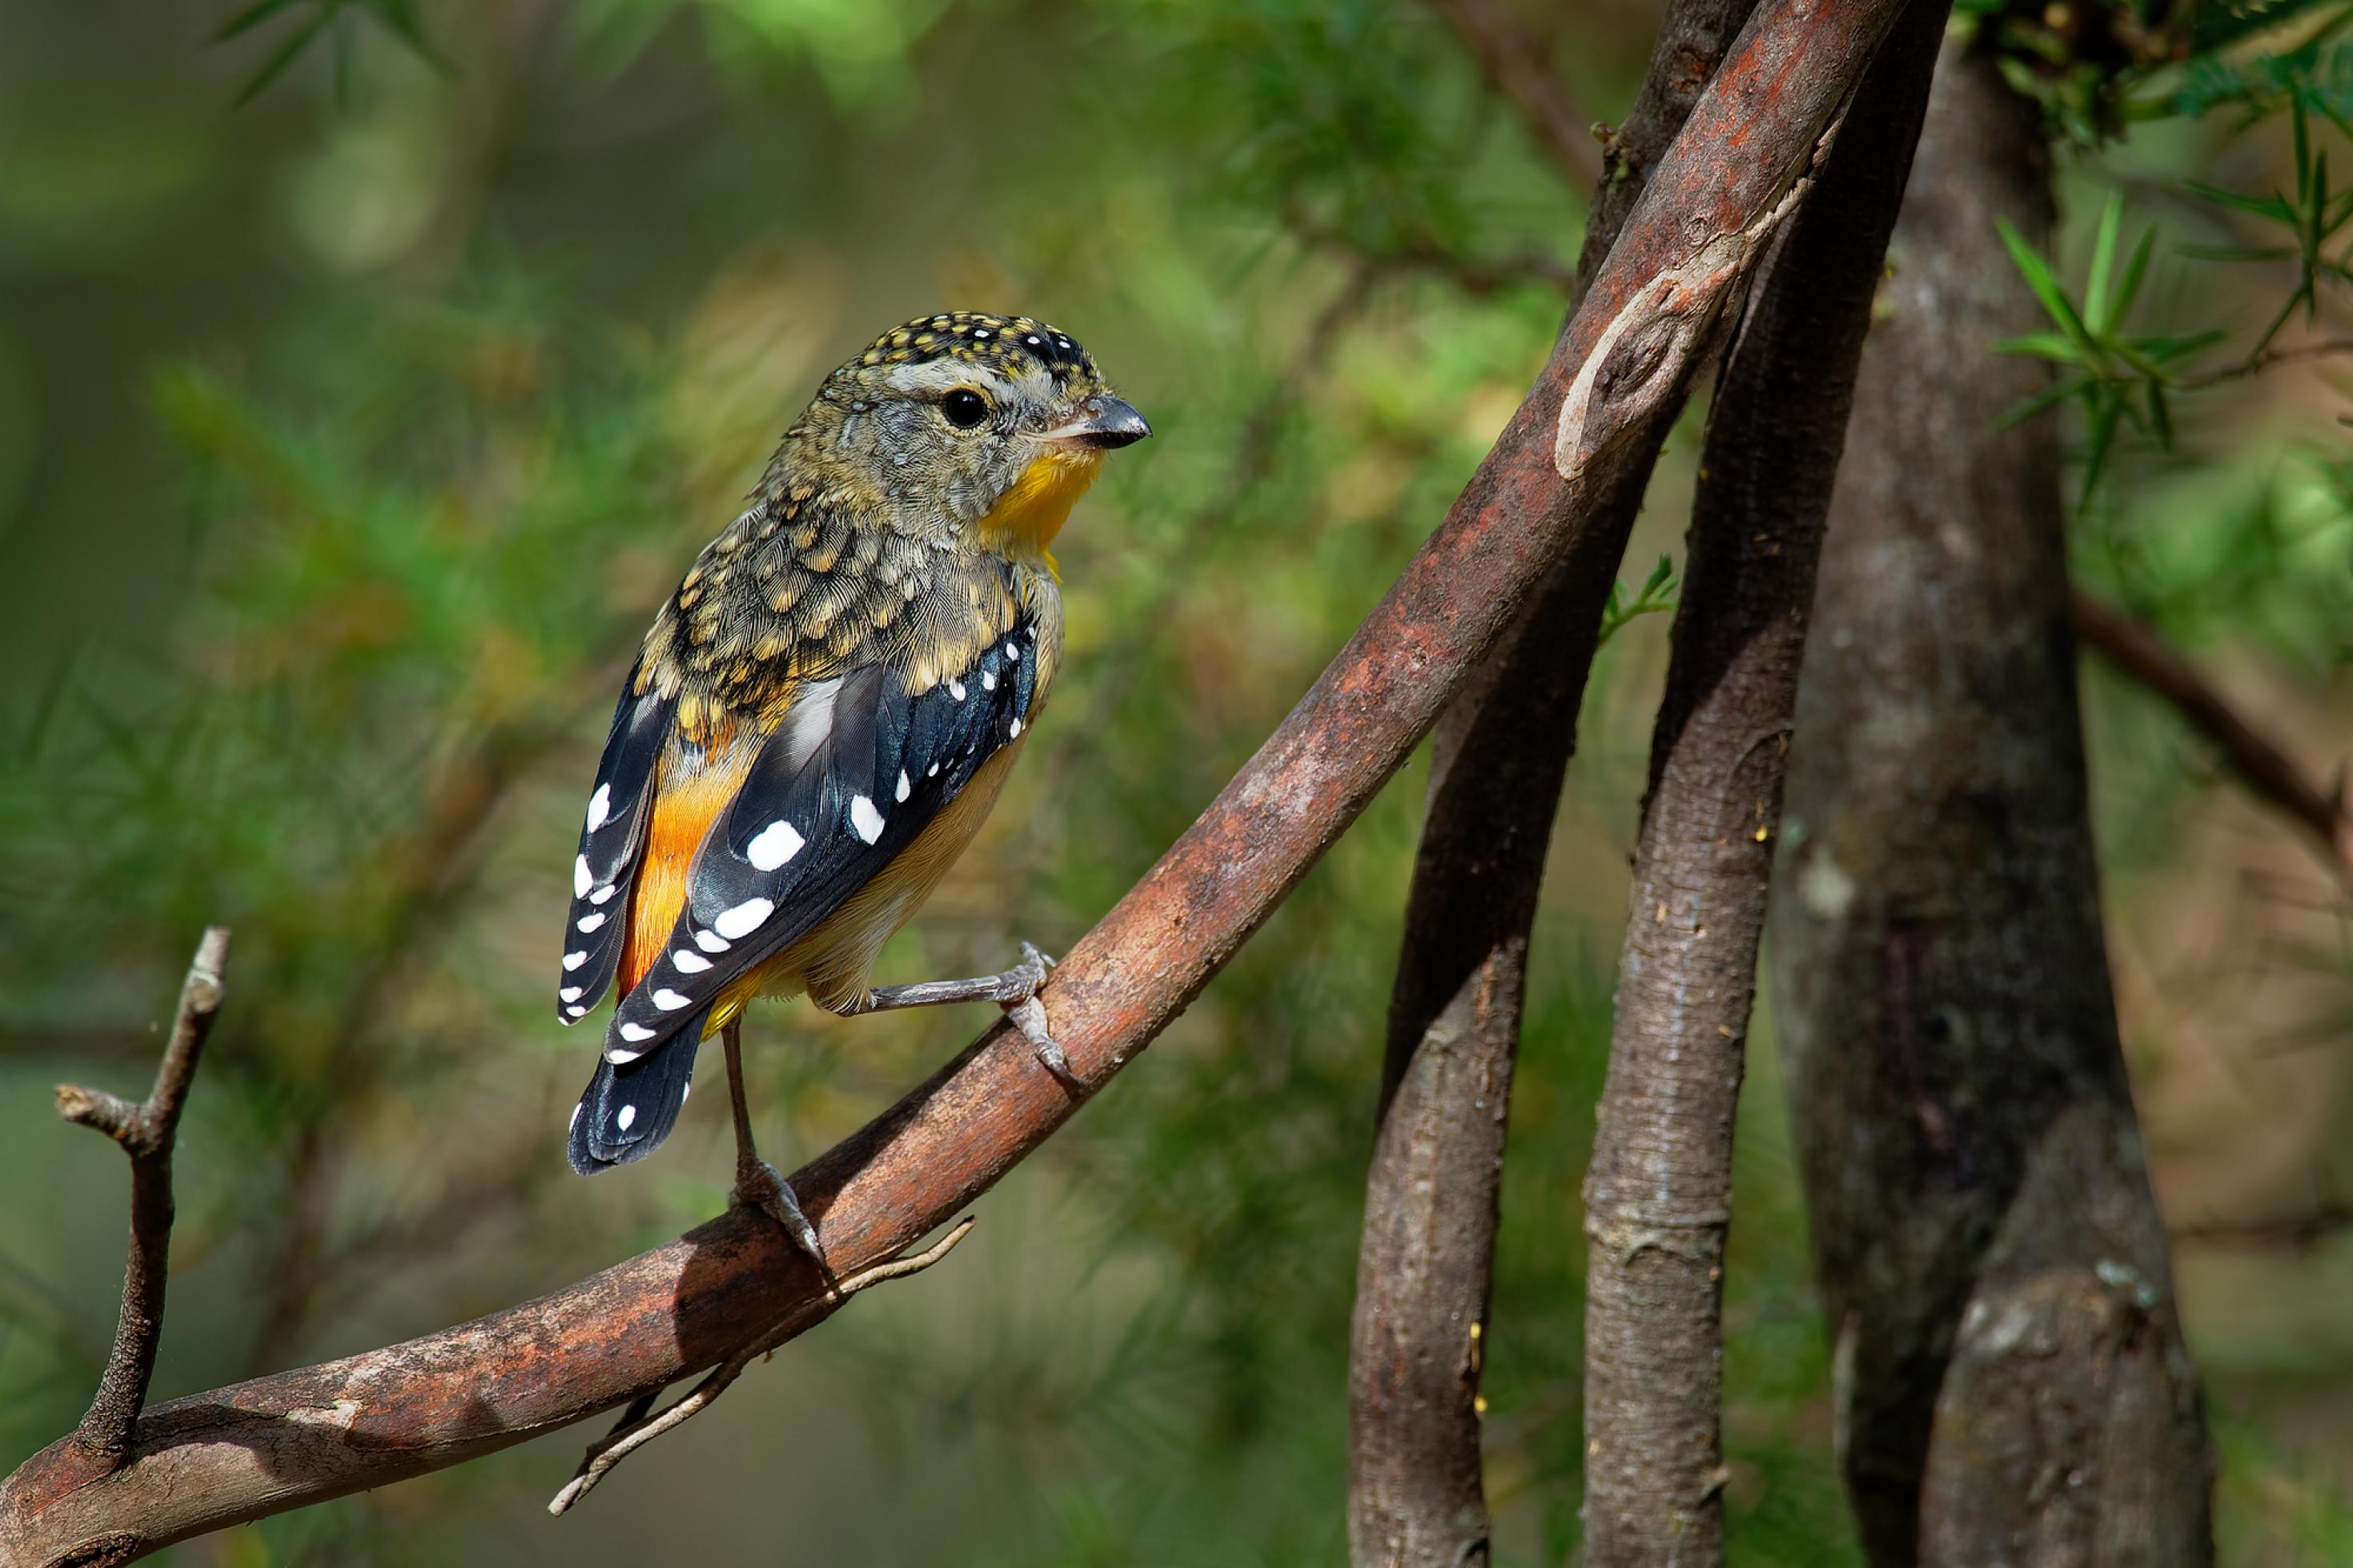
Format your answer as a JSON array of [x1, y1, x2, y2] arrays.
[[596, 608, 1044, 1066], [555, 661, 674, 1023]]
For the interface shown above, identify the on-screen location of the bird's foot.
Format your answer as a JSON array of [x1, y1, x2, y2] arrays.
[[1000, 943, 1074, 1086], [990, 940, 1055, 1005], [733, 1158, 822, 1261]]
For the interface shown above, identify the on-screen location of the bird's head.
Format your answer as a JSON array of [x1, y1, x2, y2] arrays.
[[778, 311, 1150, 560]]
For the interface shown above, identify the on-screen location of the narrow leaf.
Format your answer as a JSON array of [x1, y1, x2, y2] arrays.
[[211, 0, 303, 42], [1996, 331, 2090, 363], [2080, 393, 2124, 509], [2086, 194, 2123, 331], [233, 8, 332, 106], [2112, 227, 2158, 323], [2186, 182, 2299, 223], [1998, 219, 2097, 355]]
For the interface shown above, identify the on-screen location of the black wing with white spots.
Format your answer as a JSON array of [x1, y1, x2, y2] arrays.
[[555, 668, 673, 1025], [599, 614, 1042, 1069]]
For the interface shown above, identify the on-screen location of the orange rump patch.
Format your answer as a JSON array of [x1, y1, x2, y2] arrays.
[[620, 748, 756, 996]]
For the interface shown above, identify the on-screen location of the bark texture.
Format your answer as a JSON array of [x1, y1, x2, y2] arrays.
[[1769, 43, 2214, 1568], [1579, 4, 1948, 1559], [1347, 0, 1757, 1561]]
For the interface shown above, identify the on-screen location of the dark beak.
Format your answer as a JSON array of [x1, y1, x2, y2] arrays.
[[1044, 395, 1152, 451]]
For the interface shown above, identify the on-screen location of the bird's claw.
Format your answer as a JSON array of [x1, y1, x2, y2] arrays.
[[733, 1158, 822, 1261], [1005, 995, 1077, 1086]]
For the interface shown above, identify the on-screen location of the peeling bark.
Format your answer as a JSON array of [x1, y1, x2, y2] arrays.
[[1769, 43, 2214, 1567]]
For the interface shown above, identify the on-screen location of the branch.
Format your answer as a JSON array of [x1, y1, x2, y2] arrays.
[[2173, 335, 2353, 390], [2073, 587, 2353, 882], [545, 1216, 977, 1514], [1349, 0, 1761, 1557], [2172, 1201, 2353, 1249], [2, 0, 1913, 1553], [1580, 5, 1949, 1558], [1431, 0, 1604, 186], [53, 927, 232, 1467]]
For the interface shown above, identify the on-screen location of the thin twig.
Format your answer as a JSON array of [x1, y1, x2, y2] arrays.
[[2073, 587, 2353, 882], [547, 1216, 978, 1516], [1287, 215, 1580, 298], [54, 927, 231, 1466], [1430, 0, 1605, 185], [2174, 336, 2353, 390], [2172, 1201, 2353, 1249]]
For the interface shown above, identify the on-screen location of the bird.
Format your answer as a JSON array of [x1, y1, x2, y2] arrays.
[[554, 311, 1150, 1257]]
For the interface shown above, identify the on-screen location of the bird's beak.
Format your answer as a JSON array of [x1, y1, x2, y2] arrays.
[[1034, 395, 1152, 451]]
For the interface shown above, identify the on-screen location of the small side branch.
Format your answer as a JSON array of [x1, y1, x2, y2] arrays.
[[2173, 1201, 2353, 1250], [2072, 588, 2353, 882], [548, 1217, 977, 1516], [55, 926, 232, 1466]]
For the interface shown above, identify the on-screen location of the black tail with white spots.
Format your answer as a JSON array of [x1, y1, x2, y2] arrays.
[[568, 1023, 703, 1174]]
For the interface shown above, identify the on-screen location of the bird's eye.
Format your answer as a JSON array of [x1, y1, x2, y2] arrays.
[[941, 388, 990, 429]]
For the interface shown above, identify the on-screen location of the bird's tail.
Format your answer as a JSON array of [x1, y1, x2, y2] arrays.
[[567, 1018, 705, 1174]]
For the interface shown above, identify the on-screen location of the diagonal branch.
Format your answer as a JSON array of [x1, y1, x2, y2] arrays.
[[2072, 587, 2353, 882], [54, 926, 232, 1467], [0, 2, 1910, 1554]]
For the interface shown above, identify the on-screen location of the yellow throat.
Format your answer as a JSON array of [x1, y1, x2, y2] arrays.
[[970, 447, 1104, 560]]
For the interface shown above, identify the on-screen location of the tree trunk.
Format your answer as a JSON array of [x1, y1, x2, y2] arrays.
[[1347, 2, 1758, 1562], [1769, 42, 2215, 1568], [1579, 2, 1948, 1558]]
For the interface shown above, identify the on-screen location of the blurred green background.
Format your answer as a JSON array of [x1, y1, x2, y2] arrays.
[[0, 2, 2347, 1562]]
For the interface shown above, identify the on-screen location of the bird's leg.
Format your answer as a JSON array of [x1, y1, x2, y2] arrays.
[[721, 1017, 822, 1261], [853, 942, 1074, 1084]]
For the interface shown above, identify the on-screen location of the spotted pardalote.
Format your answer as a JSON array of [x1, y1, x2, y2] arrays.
[[555, 311, 1149, 1250]]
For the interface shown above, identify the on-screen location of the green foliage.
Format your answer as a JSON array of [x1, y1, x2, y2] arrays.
[[568, 0, 955, 106], [212, 0, 452, 105], [2189, 97, 2353, 351], [2167, 0, 2353, 120], [1998, 195, 2227, 503], [1596, 554, 1680, 650], [0, 1, 2348, 1562]]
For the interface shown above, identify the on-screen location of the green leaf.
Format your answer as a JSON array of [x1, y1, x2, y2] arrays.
[[2111, 227, 2158, 326], [2179, 243, 2302, 263], [213, 0, 306, 42], [1637, 553, 1675, 600], [232, 7, 331, 106], [2086, 194, 2124, 331], [2187, 182, 2299, 223], [1996, 331, 2090, 363], [363, 0, 456, 75], [2080, 391, 2125, 508], [2294, 95, 2315, 208], [2129, 328, 2233, 362], [1998, 374, 2093, 429], [1998, 219, 2098, 357]]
